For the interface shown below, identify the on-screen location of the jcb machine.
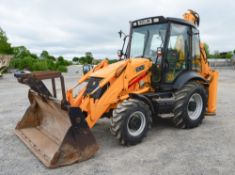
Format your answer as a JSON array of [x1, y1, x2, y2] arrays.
[[15, 10, 218, 168]]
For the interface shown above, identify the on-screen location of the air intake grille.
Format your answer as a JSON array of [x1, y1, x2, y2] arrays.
[[85, 77, 102, 94]]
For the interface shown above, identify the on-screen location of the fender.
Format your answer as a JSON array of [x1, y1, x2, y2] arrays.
[[129, 93, 155, 113], [173, 71, 208, 90]]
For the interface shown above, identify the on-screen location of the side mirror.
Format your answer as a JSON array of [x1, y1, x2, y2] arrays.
[[117, 50, 123, 59], [118, 30, 123, 38], [83, 64, 93, 75]]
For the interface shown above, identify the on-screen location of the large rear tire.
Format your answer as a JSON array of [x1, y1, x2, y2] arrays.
[[173, 81, 207, 129], [110, 99, 152, 145]]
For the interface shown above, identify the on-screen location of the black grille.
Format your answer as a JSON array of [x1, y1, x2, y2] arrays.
[[85, 77, 102, 94]]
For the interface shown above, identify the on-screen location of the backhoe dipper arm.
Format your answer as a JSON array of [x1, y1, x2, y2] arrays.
[[183, 10, 219, 115]]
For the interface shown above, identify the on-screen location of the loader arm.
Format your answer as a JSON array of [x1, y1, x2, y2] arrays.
[[67, 59, 152, 128]]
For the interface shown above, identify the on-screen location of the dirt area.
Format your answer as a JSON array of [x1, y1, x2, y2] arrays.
[[0, 66, 235, 175]]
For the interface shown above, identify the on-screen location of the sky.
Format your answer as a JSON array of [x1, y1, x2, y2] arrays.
[[0, 0, 234, 59]]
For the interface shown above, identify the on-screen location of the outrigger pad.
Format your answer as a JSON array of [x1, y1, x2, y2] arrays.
[[15, 90, 99, 168]]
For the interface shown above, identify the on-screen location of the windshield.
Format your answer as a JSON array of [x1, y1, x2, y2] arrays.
[[130, 23, 167, 62]]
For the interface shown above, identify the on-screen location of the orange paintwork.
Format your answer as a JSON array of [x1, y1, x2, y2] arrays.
[[66, 10, 218, 128], [91, 60, 127, 78], [200, 47, 219, 115], [183, 10, 219, 114], [207, 71, 218, 114], [66, 58, 152, 128]]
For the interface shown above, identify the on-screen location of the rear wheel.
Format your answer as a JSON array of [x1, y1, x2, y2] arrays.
[[110, 99, 152, 145], [173, 81, 207, 128]]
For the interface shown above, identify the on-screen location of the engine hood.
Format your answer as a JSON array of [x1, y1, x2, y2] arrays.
[[90, 60, 128, 78], [90, 58, 152, 79]]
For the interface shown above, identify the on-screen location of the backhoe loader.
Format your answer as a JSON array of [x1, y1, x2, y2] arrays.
[[14, 10, 218, 168]]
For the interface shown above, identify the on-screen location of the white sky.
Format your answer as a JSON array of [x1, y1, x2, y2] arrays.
[[0, 0, 234, 59]]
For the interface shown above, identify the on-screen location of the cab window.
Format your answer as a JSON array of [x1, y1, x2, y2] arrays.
[[165, 24, 189, 83], [192, 28, 201, 71], [130, 32, 146, 58]]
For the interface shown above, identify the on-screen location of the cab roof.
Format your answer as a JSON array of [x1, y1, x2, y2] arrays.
[[131, 16, 196, 28]]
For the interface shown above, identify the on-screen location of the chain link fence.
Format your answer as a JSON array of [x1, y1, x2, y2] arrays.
[[208, 58, 234, 69]]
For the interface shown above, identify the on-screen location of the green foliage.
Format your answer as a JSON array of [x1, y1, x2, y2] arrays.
[[107, 58, 118, 64], [9, 58, 21, 69], [204, 43, 233, 59], [9, 42, 72, 72], [0, 27, 96, 72], [56, 65, 67, 72], [0, 28, 13, 54], [75, 52, 94, 65], [203, 43, 210, 57], [40, 50, 49, 59], [13, 46, 30, 58], [19, 56, 36, 70], [57, 56, 71, 66], [225, 52, 233, 59], [57, 56, 64, 62], [10, 55, 71, 72], [32, 60, 49, 71], [72, 57, 79, 62], [46, 59, 56, 70], [40, 50, 56, 60]]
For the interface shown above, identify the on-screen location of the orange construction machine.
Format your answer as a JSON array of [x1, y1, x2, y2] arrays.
[[14, 10, 218, 168]]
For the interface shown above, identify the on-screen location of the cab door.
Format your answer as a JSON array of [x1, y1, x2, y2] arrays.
[[163, 23, 190, 84]]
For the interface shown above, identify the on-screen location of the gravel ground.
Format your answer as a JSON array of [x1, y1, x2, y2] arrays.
[[0, 66, 235, 175]]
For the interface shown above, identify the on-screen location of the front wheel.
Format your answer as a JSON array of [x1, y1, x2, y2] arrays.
[[173, 81, 207, 129], [110, 99, 152, 145]]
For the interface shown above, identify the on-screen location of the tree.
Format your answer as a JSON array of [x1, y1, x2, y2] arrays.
[[0, 28, 13, 54], [203, 43, 210, 57], [226, 52, 233, 59], [0, 26, 70, 72], [84, 52, 93, 64], [107, 58, 118, 64], [40, 50, 49, 59], [57, 56, 71, 66], [13, 46, 31, 58], [40, 50, 55, 60], [72, 57, 79, 62], [214, 50, 220, 58], [85, 52, 93, 58], [30, 53, 38, 59], [58, 56, 64, 62]]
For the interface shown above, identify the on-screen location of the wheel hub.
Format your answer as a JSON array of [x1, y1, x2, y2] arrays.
[[188, 101, 197, 111], [127, 111, 146, 137], [187, 93, 203, 120], [128, 117, 142, 130]]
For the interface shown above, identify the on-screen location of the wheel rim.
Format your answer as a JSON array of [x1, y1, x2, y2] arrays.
[[187, 93, 203, 120], [127, 111, 146, 137]]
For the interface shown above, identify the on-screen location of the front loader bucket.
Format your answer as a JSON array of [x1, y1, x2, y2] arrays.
[[15, 90, 99, 168]]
